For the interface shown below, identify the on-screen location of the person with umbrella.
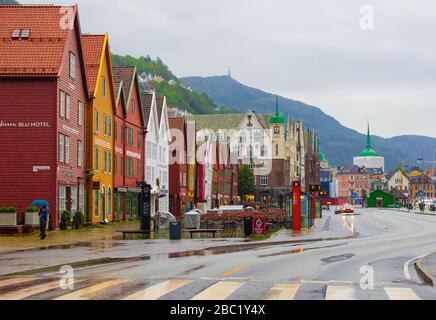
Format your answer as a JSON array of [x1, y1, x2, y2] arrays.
[[33, 200, 49, 240]]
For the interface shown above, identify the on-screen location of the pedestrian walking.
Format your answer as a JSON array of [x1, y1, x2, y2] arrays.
[[39, 205, 49, 240]]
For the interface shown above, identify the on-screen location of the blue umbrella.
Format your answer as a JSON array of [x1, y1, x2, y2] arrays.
[[32, 200, 49, 208]]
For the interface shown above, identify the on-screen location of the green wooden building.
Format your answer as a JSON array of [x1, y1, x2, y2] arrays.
[[367, 190, 394, 208]]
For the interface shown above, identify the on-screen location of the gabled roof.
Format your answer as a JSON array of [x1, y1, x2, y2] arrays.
[[113, 66, 135, 104], [169, 117, 185, 132], [141, 93, 154, 129], [82, 34, 105, 96], [0, 5, 74, 76], [156, 96, 165, 127], [186, 114, 244, 132]]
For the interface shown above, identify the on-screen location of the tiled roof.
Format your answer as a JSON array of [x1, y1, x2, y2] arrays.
[[113, 66, 135, 103], [82, 34, 105, 96], [0, 5, 75, 75], [169, 117, 185, 132], [141, 93, 154, 128], [156, 97, 164, 127], [338, 165, 367, 175], [186, 114, 244, 132]]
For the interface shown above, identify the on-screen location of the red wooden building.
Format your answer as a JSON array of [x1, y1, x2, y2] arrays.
[[168, 117, 187, 217], [112, 66, 145, 221], [0, 5, 89, 229]]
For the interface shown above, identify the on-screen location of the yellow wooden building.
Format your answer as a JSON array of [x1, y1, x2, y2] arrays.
[[82, 33, 117, 224]]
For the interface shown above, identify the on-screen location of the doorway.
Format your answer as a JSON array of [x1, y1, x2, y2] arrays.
[[66, 187, 72, 212], [376, 197, 384, 208]]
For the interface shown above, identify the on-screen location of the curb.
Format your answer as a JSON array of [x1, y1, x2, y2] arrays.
[[415, 255, 436, 287]]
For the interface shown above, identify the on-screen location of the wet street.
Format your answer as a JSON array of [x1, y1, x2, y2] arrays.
[[1, 208, 436, 300]]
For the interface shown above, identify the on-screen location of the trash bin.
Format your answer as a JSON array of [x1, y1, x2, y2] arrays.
[[169, 222, 182, 240], [408, 204, 413, 210], [419, 203, 425, 212], [431, 205, 435, 212], [244, 217, 253, 237]]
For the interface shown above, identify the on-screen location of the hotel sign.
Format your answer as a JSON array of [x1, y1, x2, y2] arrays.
[[0, 121, 50, 128]]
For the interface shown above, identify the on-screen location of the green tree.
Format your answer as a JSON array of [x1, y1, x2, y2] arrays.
[[238, 165, 256, 204]]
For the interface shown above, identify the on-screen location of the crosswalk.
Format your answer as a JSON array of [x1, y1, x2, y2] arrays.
[[0, 276, 433, 300]]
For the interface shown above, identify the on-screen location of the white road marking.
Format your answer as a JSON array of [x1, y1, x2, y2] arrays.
[[192, 281, 244, 300], [326, 285, 357, 300], [266, 284, 300, 300], [124, 280, 192, 300], [404, 254, 428, 281], [385, 287, 421, 300]]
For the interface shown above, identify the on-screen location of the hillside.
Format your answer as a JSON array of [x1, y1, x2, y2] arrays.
[[111, 54, 238, 115], [181, 75, 436, 171]]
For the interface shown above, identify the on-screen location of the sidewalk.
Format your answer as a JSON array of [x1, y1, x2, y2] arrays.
[[416, 253, 436, 287], [0, 220, 139, 254]]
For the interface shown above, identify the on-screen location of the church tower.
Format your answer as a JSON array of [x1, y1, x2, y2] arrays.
[[269, 96, 286, 159]]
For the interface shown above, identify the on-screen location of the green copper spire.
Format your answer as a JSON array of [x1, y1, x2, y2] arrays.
[[358, 122, 379, 157], [269, 96, 286, 124], [366, 123, 372, 149], [318, 139, 327, 162]]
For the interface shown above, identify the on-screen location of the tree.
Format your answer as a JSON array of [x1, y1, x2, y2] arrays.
[[238, 165, 256, 204]]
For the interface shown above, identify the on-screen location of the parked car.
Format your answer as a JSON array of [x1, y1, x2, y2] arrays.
[[341, 204, 354, 214]]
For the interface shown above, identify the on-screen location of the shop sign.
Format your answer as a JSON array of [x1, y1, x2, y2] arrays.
[[33, 166, 51, 172], [0, 120, 50, 128]]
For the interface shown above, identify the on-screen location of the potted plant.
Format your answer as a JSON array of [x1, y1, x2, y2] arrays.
[[0, 207, 17, 226], [25, 206, 40, 226], [60, 210, 72, 230], [72, 211, 84, 229]]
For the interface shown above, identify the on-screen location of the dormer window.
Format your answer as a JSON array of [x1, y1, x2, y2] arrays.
[[21, 29, 30, 39], [11, 29, 20, 39]]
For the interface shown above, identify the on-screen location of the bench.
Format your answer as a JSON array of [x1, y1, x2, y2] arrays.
[[118, 230, 149, 240], [184, 229, 223, 239]]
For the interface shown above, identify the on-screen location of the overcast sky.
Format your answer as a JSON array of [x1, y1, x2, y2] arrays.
[[23, 0, 436, 138]]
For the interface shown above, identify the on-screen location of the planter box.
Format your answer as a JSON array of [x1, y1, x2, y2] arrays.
[[25, 212, 40, 226], [0, 213, 17, 226]]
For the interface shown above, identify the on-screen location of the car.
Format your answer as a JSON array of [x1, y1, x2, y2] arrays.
[[341, 204, 354, 214]]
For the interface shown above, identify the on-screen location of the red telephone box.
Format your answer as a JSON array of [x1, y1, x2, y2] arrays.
[[292, 179, 301, 231]]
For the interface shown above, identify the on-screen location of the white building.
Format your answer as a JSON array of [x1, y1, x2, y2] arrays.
[[387, 169, 410, 196], [353, 124, 385, 173], [141, 93, 169, 216]]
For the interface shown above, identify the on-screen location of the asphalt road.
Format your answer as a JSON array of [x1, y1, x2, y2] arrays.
[[2, 208, 436, 300]]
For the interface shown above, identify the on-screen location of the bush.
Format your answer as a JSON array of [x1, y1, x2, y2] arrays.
[[0, 207, 16, 213], [72, 211, 84, 229], [60, 210, 72, 230], [25, 206, 40, 213]]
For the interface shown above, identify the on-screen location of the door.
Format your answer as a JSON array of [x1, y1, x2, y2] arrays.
[[376, 198, 384, 208], [101, 187, 106, 223], [66, 187, 72, 212]]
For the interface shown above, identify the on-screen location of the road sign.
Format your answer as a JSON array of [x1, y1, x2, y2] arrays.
[[351, 192, 357, 199], [252, 217, 266, 235], [418, 190, 425, 198]]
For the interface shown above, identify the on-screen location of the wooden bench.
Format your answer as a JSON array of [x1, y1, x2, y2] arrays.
[[118, 230, 149, 240], [184, 229, 223, 239]]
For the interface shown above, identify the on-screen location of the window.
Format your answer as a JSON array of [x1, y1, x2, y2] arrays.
[[59, 134, 65, 162], [114, 121, 118, 141], [260, 176, 268, 186], [137, 160, 141, 179], [121, 158, 124, 175], [78, 102, 83, 125], [69, 52, 76, 79], [59, 91, 65, 118], [94, 190, 99, 217], [102, 77, 106, 97], [132, 99, 135, 113], [65, 94, 70, 119], [11, 29, 20, 39], [261, 145, 267, 157], [59, 185, 66, 214], [77, 140, 83, 167], [147, 166, 151, 182], [104, 151, 107, 173], [129, 128, 134, 147], [104, 116, 107, 136], [276, 144, 279, 156], [108, 188, 112, 217], [94, 147, 99, 170], [137, 131, 141, 149], [79, 183, 85, 213], [114, 155, 117, 175], [108, 152, 112, 173], [126, 157, 134, 177], [21, 29, 30, 39], [64, 136, 70, 164], [94, 111, 99, 133]]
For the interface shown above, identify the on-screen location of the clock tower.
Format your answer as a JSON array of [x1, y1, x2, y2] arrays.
[[269, 96, 286, 159]]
